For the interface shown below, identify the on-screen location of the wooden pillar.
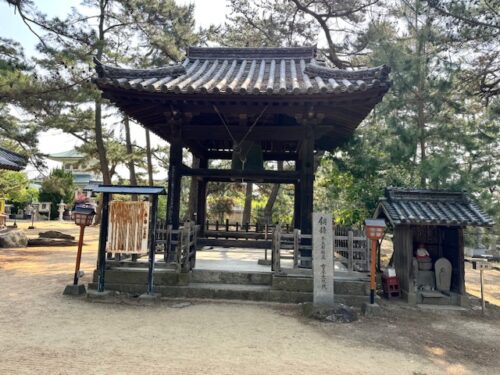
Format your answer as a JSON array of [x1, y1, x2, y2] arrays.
[[97, 192, 110, 292], [196, 158, 208, 236], [299, 128, 314, 235], [146, 194, 158, 295], [294, 154, 302, 229], [166, 136, 182, 229], [166, 129, 182, 262], [293, 182, 301, 229]]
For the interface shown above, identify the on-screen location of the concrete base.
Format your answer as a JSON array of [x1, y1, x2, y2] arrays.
[[362, 302, 382, 316], [86, 290, 114, 303], [138, 293, 160, 305], [63, 284, 86, 296], [257, 259, 272, 266]]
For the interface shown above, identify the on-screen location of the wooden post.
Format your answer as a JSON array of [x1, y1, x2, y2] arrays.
[[73, 225, 85, 285], [348, 230, 354, 272], [299, 131, 314, 235], [166, 133, 182, 262], [97, 192, 110, 293], [146, 194, 158, 295], [298, 129, 314, 267], [370, 239, 377, 304], [197, 158, 208, 236], [294, 183, 301, 229], [480, 269, 485, 314]]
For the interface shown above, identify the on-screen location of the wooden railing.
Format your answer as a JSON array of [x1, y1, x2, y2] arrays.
[[334, 227, 369, 272], [205, 219, 292, 235], [271, 225, 369, 273], [156, 220, 199, 271], [271, 225, 311, 273]]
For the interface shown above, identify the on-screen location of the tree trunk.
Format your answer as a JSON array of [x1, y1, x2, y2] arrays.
[[262, 161, 283, 224], [145, 129, 154, 186], [95, 98, 111, 185], [124, 114, 137, 185], [123, 114, 137, 201], [93, 0, 110, 225], [242, 182, 253, 224]]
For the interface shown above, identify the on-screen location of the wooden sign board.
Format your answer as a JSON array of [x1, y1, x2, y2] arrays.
[[107, 201, 150, 254], [312, 212, 334, 306], [473, 260, 492, 271]]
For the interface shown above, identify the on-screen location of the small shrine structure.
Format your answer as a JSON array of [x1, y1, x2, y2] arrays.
[[374, 187, 494, 306]]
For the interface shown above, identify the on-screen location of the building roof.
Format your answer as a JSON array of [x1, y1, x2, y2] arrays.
[[93, 185, 166, 195], [47, 149, 84, 160], [93, 46, 391, 154], [375, 187, 494, 227], [0, 147, 27, 171], [94, 46, 390, 96]]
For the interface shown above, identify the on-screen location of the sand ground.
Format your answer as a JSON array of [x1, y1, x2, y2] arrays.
[[0, 221, 498, 375]]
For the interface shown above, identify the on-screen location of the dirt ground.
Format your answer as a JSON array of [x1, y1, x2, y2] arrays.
[[0, 221, 499, 375]]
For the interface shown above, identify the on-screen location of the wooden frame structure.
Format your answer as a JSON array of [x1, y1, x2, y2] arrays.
[[93, 185, 166, 295], [94, 46, 391, 266]]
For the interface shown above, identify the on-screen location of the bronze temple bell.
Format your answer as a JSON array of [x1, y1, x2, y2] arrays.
[[231, 140, 264, 171]]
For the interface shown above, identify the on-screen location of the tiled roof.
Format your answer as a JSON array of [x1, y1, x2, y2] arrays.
[[0, 147, 27, 171], [375, 187, 494, 227], [47, 149, 84, 159], [94, 46, 390, 96]]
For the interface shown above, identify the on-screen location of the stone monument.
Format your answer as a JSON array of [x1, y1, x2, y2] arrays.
[[312, 212, 334, 306]]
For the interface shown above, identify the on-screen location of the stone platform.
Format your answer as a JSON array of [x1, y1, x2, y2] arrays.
[[88, 248, 371, 307]]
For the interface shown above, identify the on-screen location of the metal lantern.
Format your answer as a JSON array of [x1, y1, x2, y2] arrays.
[[72, 205, 96, 226], [364, 219, 386, 240], [64, 204, 96, 296]]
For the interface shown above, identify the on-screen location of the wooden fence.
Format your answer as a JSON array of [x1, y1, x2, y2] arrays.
[[271, 225, 369, 273], [333, 227, 369, 272], [156, 220, 199, 271]]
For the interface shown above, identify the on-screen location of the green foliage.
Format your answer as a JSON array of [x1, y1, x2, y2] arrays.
[[0, 170, 38, 213], [39, 169, 75, 219]]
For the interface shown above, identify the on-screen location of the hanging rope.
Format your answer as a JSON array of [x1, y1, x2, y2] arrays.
[[212, 104, 269, 159]]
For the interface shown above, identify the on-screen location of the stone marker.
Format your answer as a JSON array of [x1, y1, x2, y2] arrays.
[[312, 212, 334, 306]]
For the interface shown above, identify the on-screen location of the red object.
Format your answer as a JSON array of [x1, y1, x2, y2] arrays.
[[382, 275, 401, 299], [416, 255, 431, 261]]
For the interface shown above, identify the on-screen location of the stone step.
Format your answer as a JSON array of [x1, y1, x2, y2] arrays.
[[92, 268, 190, 286], [87, 282, 370, 307], [191, 269, 272, 285]]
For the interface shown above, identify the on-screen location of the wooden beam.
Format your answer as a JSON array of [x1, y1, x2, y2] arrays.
[[181, 126, 313, 141], [181, 166, 299, 183], [205, 150, 298, 161]]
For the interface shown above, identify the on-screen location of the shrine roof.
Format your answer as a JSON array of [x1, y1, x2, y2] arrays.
[[93, 46, 390, 97], [0, 147, 27, 171], [375, 187, 494, 227]]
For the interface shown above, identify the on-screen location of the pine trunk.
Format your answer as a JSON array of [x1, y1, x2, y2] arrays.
[[145, 129, 154, 186], [262, 161, 283, 224]]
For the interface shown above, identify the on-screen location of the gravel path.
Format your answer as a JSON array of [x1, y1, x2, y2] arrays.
[[0, 221, 498, 374]]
